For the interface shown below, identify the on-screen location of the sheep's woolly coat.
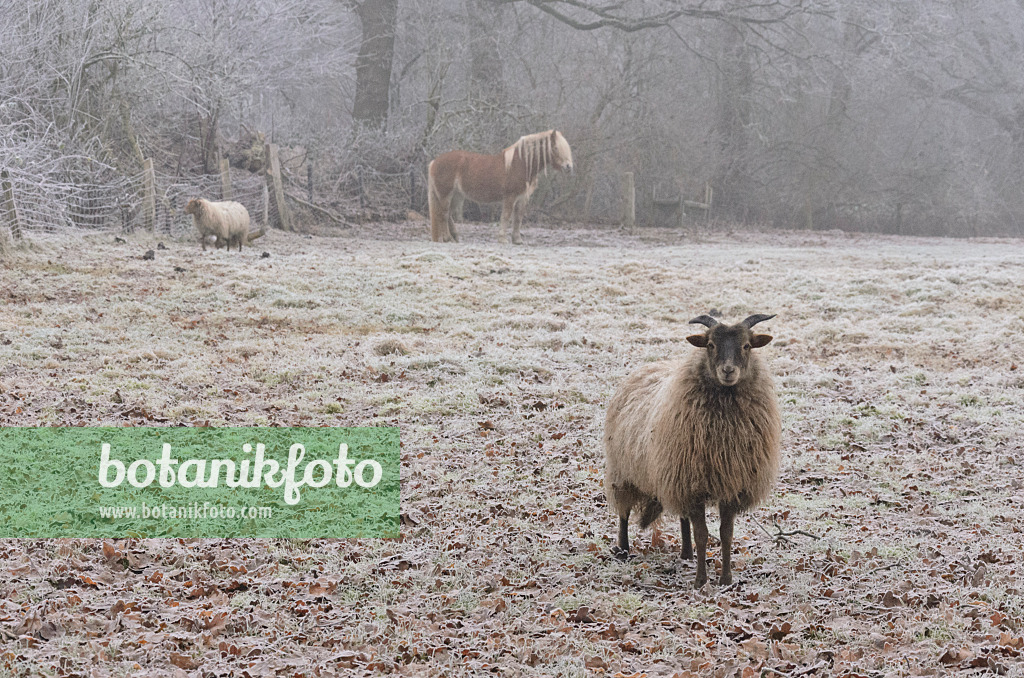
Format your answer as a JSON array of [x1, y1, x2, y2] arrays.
[[185, 198, 250, 251], [604, 351, 781, 522]]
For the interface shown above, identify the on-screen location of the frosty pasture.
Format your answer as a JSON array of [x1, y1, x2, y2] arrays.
[[2, 224, 1023, 676]]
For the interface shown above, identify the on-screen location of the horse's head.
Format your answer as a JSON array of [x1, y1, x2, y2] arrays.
[[550, 130, 574, 174]]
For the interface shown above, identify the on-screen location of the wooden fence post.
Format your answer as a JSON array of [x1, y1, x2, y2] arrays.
[[246, 182, 268, 244], [220, 158, 232, 200], [1, 169, 23, 240], [409, 166, 416, 210], [307, 162, 314, 204], [583, 181, 594, 224], [262, 181, 270, 229], [356, 166, 366, 209], [264, 143, 292, 232], [142, 158, 156, 231], [623, 172, 635, 235]]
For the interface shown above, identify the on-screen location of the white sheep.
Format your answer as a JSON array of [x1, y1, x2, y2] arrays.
[[184, 198, 250, 252], [604, 313, 782, 587]]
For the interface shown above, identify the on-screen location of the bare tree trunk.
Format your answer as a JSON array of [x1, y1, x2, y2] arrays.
[[352, 0, 398, 129], [466, 0, 511, 137], [713, 23, 753, 221], [199, 108, 219, 175], [422, 61, 448, 145], [806, 18, 867, 231]]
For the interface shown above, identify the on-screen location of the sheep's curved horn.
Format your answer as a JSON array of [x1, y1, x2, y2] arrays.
[[741, 314, 776, 328], [688, 315, 719, 328]]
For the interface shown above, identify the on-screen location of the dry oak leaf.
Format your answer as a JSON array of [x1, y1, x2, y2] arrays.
[[168, 652, 200, 670], [768, 622, 793, 641], [568, 606, 599, 624], [14, 611, 42, 636]]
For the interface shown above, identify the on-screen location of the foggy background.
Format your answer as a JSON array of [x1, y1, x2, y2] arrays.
[[2, 0, 1024, 236]]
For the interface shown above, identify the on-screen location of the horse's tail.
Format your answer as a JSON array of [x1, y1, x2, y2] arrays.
[[427, 160, 445, 242]]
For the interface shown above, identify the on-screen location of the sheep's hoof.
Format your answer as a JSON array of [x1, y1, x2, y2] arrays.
[[610, 546, 630, 561], [512, 235, 524, 245], [693, 563, 708, 588]]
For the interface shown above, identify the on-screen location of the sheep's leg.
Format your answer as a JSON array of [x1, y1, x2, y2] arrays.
[[680, 517, 693, 560], [613, 514, 630, 560], [718, 501, 738, 585], [689, 507, 709, 588]]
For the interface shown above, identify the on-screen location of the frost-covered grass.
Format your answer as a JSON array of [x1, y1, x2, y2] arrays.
[[2, 223, 1024, 676]]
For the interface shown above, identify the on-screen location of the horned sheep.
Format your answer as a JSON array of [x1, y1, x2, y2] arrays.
[[184, 198, 250, 252], [603, 313, 782, 587]]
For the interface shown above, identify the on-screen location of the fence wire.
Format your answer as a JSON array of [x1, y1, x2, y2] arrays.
[[1, 165, 271, 238], [324, 165, 416, 220], [1, 166, 138, 235], [1, 158, 635, 240], [151, 171, 268, 236]]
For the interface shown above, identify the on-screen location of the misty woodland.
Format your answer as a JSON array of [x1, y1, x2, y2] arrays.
[[2, 1, 1024, 677], [6, 1, 1024, 235]]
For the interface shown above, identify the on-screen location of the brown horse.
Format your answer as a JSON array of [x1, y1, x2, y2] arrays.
[[428, 130, 574, 244]]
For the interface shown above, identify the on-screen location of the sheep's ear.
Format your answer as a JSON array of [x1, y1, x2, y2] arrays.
[[686, 334, 709, 348], [750, 334, 773, 348]]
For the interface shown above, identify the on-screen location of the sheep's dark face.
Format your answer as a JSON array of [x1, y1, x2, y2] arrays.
[[686, 316, 774, 387]]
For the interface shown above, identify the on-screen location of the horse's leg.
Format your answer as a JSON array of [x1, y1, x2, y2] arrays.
[[448, 193, 463, 242], [447, 191, 460, 242], [428, 162, 452, 243], [428, 191, 444, 242], [436, 194, 455, 243], [511, 197, 525, 245], [499, 197, 514, 244]]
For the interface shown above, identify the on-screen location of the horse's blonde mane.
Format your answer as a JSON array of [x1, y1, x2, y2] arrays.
[[503, 130, 572, 177]]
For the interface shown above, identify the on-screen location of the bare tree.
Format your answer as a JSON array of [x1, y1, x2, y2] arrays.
[[9, 0, 1024, 235], [349, 0, 399, 130]]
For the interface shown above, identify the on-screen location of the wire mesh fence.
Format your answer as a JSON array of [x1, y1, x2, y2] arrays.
[[314, 162, 630, 225], [320, 165, 418, 220], [151, 171, 269, 237], [1, 166, 138, 236], [0, 163, 271, 239], [1, 155, 638, 242]]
